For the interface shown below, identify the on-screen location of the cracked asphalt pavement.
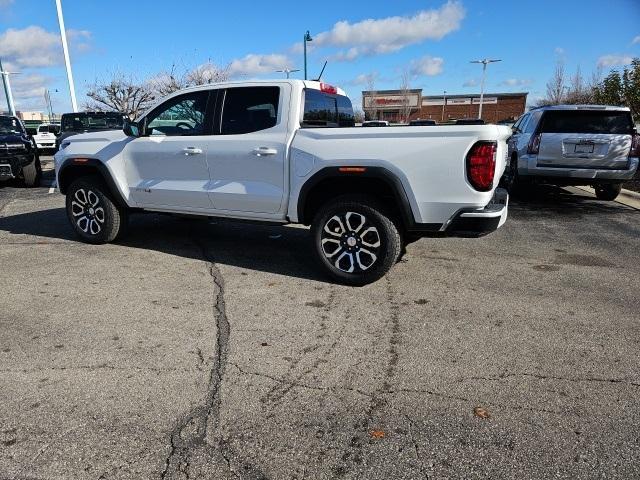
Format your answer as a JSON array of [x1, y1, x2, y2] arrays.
[[1, 158, 639, 479]]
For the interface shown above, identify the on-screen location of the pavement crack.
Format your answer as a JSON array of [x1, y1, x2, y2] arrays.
[[466, 372, 640, 388]]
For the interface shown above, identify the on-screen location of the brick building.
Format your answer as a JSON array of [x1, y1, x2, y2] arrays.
[[362, 89, 528, 124]]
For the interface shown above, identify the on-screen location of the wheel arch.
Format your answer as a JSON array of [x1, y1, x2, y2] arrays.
[[58, 158, 129, 208], [296, 166, 415, 230]]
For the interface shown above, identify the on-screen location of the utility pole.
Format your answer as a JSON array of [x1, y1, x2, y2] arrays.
[[55, 0, 78, 112], [303, 31, 312, 80], [470, 58, 501, 120], [0, 58, 18, 116], [442, 90, 447, 122]]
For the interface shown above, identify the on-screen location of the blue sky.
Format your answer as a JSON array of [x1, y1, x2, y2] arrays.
[[1, 0, 639, 114]]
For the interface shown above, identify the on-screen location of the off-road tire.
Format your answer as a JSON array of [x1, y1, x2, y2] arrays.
[[594, 184, 622, 201], [311, 195, 402, 286], [21, 155, 41, 188], [66, 176, 128, 244]]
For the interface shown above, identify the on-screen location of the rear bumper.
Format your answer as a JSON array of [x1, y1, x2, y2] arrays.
[[519, 155, 639, 181], [444, 188, 509, 237]]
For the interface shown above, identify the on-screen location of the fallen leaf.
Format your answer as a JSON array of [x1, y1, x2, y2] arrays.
[[370, 430, 385, 439], [260, 342, 269, 347], [473, 407, 490, 419]]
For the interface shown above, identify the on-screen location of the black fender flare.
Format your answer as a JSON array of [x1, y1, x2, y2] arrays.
[[57, 158, 129, 208]]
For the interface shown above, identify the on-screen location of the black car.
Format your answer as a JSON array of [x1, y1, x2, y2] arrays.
[[56, 111, 126, 150], [0, 115, 41, 187], [455, 118, 485, 125], [409, 119, 437, 126]]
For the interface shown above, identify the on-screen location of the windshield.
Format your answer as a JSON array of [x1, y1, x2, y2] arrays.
[[61, 113, 124, 132], [0, 116, 24, 135]]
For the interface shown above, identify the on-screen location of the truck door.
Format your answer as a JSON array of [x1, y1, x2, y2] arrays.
[[206, 85, 288, 215], [123, 90, 215, 210]]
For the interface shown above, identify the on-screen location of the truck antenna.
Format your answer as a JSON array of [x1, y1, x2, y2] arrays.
[[313, 61, 328, 81]]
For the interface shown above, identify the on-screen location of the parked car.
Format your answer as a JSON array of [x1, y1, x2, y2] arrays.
[[362, 120, 389, 127], [456, 118, 486, 125], [409, 119, 437, 126], [504, 105, 639, 200], [0, 115, 41, 187], [33, 124, 59, 152], [54, 80, 511, 285], [56, 111, 125, 150]]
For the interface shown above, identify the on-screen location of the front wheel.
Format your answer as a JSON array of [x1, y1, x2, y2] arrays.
[[311, 196, 402, 286], [594, 184, 622, 201], [66, 176, 128, 244], [21, 155, 41, 188]]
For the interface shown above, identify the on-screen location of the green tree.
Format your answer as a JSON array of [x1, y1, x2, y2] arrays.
[[593, 70, 623, 106], [622, 59, 640, 121]]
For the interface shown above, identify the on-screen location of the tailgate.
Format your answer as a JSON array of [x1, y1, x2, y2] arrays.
[[537, 133, 631, 169]]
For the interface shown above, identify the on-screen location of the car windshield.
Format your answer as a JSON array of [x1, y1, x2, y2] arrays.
[[0, 117, 23, 135], [61, 113, 124, 132]]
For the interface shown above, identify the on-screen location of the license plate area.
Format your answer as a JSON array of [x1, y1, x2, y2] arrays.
[[574, 143, 595, 154]]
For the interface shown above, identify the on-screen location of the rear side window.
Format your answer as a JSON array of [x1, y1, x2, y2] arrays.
[[302, 89, 354, 127], [221, 87, 280, 135], [540, 110, 633, 134]]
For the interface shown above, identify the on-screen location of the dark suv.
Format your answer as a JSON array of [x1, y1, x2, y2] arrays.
[[56, 111, 126, 150], [504, 105, 639, 200], [0, 115, 41, 187]]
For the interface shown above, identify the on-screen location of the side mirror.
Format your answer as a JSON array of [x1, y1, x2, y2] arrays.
[[123, 119, 140, 137]]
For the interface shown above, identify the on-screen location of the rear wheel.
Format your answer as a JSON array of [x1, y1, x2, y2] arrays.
[[594, 184, 622, 201], [311, 196, 402, 286], [66, 176, 128, 244]]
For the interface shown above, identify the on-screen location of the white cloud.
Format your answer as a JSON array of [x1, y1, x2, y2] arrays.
[[463, 78, 478, 87], [632, 36, 640, 45], [554, 47, 565, 56], [501, 78, 532, 87], [409, 56, 444, 76], [348, 72, 379, 86], [597, 54, 634, 67], [0, 0, 14, 8], [0, 26, 93, 69], [314, 1, 464, 61], [227, 53, 293, 77]]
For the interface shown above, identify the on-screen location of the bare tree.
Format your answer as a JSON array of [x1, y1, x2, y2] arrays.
[[544, 60, 566, 105], [399, 69, 413, 123], [149, 61, 230, 97], [365, 76, 378, 120], [85, 74, 155, 118], [565, 66, 594, 104]]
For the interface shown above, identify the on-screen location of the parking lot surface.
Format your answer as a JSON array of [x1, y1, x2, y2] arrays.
[[1, 158, 639, 479]]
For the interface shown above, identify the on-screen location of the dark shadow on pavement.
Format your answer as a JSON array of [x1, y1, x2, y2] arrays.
[[0, 207, 325, 282]]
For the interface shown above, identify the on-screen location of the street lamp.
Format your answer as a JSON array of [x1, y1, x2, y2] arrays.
[[303, 30, 313, 80], [470, 58, 501, 120], [442, 90, 447, 122], [55, 0, 78, 112], [276, 68, 300, 79]]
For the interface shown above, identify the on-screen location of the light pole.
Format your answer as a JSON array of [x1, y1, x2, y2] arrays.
[[303, 31, 312, 80], [0, 58, 19, 116], [55, 0, 78, 112], [442, 90, 447, 122], [276, 68, 300, 79], [470, 58, 501, 120]]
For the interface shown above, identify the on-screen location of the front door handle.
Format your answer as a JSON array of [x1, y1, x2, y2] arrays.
[[252, 147, 278, 156], [182, 147, 203, 155]]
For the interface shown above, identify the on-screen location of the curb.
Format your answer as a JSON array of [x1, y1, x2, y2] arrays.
[[575, 186, 640, 210]]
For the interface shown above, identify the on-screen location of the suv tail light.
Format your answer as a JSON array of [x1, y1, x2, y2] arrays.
[[466, 141, 496, 191], [527, 133, 541, 154], [630, 131, 640, 158]]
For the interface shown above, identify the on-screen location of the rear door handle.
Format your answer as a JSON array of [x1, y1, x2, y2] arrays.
[[182, 147, 203, 155], [252, 147, 277, 156]]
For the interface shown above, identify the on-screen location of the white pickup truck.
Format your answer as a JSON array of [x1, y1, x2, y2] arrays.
[[54, 80, 510, 285], [33, 124, 59, 152]]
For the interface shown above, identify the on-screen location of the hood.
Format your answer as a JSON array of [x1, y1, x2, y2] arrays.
[[0, 133, 29, 143]]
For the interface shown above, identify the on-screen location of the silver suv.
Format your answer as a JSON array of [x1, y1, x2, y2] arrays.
[[504, 105, 639, 200]]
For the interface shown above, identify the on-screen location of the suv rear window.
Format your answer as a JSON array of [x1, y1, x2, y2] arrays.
[[539, 110, 634, 135], [302, 89, 354, 128]]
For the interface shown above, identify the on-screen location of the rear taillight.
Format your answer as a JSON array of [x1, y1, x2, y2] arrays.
[[466, 141, 496, 191], [527, 133, 541, 155], [630, 132, 640, 157]]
